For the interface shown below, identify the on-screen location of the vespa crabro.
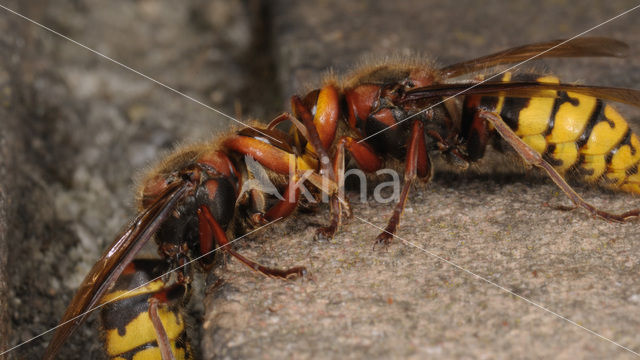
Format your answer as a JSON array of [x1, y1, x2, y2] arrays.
[[43, 37, 640, 359], [276, 37, 640, 246], [42, 124, 337, 359]]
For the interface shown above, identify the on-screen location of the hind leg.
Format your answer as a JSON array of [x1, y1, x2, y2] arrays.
[[479, 110, 640, 222]]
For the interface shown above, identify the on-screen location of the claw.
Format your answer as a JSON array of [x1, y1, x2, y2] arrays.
[[282, 266, 308, 280], [542, 202, 578, 212], [315, 224, 337, 241], [249, 212, 269, 226], [342, 197, 353, 219], [373, 231, 393, 251]]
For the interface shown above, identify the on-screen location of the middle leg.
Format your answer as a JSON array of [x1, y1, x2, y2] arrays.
[[375, 119, 432, 247]]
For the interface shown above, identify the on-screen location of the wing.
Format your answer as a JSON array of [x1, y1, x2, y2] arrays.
[[402, 81, 640, 108], [43, 181, 191, 360], [440, 37, 629, 78]]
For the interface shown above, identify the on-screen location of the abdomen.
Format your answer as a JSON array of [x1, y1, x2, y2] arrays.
[[99, 259, 193, 360], [461, 72, 640, 194]]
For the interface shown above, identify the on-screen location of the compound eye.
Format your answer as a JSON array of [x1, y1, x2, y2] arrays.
[[180, 167, 203, 184], [405, 81, 416, 88]]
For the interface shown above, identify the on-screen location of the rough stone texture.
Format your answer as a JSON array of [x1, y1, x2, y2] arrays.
[[2, 1, 640, 360], [0, 115, 9, 358], [0, 11, 21, 358]]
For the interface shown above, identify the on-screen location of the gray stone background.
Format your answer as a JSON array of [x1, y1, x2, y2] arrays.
[[1, 0, 640, 359]]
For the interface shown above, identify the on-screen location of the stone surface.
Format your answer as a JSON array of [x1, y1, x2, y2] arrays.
[[0, 12, 21, 358]]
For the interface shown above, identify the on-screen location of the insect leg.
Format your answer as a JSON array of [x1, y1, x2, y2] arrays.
[[263, 173, 303, 221], [292, 96, 333, 164], [331, 137, 353, 219], [197, 206, 306, 279], [336, 136, 384, 174], [315, 196, 343, 240], [479, 110, 640, 222], [267, 112, 308, 137], [290, 93, 354, 240], [315, 135, 387, 239], [375, 120, 432, 247], [148, 297, 179, 360], [315, 139, 348, 239], [267, 112, 293, 129]]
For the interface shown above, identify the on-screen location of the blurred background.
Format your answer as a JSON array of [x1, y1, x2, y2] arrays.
[[1, 1, 639, 358]]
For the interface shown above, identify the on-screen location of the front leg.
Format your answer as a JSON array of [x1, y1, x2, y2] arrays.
[[316, 136, 383, 239], [197, 206, 306, 279]]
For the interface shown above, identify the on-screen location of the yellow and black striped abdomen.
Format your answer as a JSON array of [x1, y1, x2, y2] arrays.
[[464, 72, 640, 194], [99, 260, 192, 360]]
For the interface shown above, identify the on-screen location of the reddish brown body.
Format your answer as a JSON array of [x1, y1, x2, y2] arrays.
[[276, 37, 640, 245], [44, 125, 317, 359]]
